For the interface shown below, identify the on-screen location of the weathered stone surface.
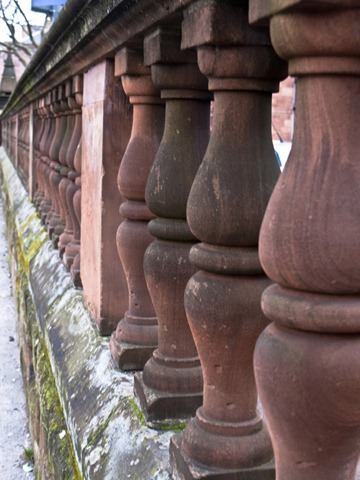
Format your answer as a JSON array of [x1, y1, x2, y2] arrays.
[[0, 146, 176, 480], [29, 242, 73, 330], [0, 193, 34, 480], [0, 151, 47, 265]]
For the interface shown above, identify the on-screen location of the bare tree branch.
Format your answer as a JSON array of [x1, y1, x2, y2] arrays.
[[0, 0, 16, 35], [39, 14, 50, 40], [12, 0, 38, 48], [0, 0, 50, 67], [0, 41, 27, 66]]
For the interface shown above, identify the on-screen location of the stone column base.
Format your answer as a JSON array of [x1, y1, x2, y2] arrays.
[[170, 434, 275, 480], [134, 372, 202, 424], [110, 333, 156, 371]]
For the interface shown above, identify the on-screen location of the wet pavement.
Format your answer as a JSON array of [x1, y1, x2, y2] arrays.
[[0, 195, 34, 480]]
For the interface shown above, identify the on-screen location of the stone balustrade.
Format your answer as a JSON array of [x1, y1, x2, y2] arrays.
[[0, 1, 358, 479], [17, 107, 30, 187], [250, 2, 360, 480]]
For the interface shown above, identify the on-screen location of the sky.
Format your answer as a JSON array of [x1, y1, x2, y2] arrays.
[[0, 0, 48, 41]]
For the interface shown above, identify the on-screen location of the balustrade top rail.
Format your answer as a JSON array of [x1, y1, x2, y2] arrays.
[[0, 0, 351, 120], [0, 0, 207, 118]]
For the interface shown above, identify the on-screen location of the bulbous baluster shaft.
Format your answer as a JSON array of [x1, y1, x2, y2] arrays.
[[63, 75, 83, 271], [110, 48, 164, 371], [171, 2, 287, 478], [134, 27, 211, 422], [249, 3, 360, 480]]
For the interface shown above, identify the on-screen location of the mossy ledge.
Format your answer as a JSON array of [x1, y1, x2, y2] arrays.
[[34, 322, 83, 480], [0, 147, 181, 479]]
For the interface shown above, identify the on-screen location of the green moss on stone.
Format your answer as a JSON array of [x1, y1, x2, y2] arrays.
[[156, 422, 186, 432], [33, 322, 83, 480], [0, 153, 83, 479], [86, 407, 119, 450], [129, 398, 147, 427], [129, 398, 186, 432]]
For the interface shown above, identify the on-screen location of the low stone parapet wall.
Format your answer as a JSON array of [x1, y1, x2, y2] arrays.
[[0, 146, 174, 479]]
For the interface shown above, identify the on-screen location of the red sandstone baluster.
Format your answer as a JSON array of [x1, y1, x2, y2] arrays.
[[41, 93, 58, 227], [70, 138, 82, 287], [23, 109, 30, 188], [46, 85, 66, 244], [51, 85, 70, 245], [10, 117, 14, 160], [17, 111, 25, 183], [19, 110, 26, 184], [43, 91, 58, 227], [35, 98, 50, 209], [22, 109, 29, 184], [170, 2, 287, 478], [109, 47, 164, 371], [33, 100, 44, 208], [35, 99, 50, 211], [12, 117, 16, 162], [60, 82, 81, 262], [9, 118, 12, 157], [36, 98, 51, 217], [13, 114, 18, 167], [29, 102, 35, 199], [63, 75, 83, 270], [36, 98, 49, 217], [247, 3, 360, 480], [47, 87, 66, 242], [134, 27, 211, 422], [19, 113, 24, 178], [10, 115, 16, 163], [58, 80, 76, 255]]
